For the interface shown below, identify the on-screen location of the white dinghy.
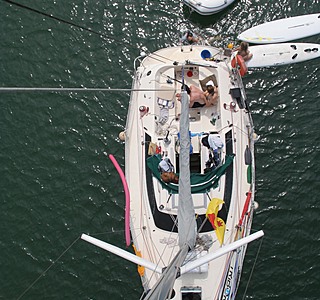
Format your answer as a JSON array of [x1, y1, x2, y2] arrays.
[[246, 43, 320, 68], [238, 13, 320, 44], [183, 0, 238, 15], [82, 44, 264, 299]]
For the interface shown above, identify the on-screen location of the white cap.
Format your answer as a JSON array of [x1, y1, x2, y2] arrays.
[[206, 80, 214, 87]]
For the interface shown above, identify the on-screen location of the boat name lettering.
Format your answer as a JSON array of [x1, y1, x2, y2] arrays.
[[222, 266, 234, 300], [159, 237, 177, 247]]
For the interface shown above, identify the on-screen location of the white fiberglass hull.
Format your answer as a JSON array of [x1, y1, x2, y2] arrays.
[[125, 45, 258, 299], [238, 13, 320, 44], [183, 0, 237, 15], [247, 43, 320, 68]]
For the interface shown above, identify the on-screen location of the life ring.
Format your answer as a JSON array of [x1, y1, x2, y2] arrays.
[[231, 55, 248, 76]]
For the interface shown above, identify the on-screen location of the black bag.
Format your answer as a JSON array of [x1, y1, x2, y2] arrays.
[[201, 135, 210, 148]]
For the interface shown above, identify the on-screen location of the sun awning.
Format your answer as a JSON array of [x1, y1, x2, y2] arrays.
[[146, 154, 234, 194]]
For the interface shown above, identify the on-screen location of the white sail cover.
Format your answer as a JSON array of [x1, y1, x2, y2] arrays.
[[145, 89, 197, 300], [177, 90, 197, 249]]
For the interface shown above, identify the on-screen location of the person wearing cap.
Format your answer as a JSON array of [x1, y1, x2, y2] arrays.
[[176, 85, 205, 107], [190, 80, 218, 108], [176, 80, 218, 108], [202, 80, 218, 107]]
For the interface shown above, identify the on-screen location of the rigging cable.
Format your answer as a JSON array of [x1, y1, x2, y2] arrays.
[[2, 0, 182, 66], [16, 236, 80, 300], [15, 228, 130, 299], [241, 233, 264, 300], [2, 0, 124, 45], [1, 0, 198, 91], [0, 87, 176, 93]]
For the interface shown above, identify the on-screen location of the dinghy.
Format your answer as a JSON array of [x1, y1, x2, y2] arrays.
[[246, 43, 320, 68], [183, 0, 238, 15], [82, 45, 264, 299], [238, 13, 320, 44]]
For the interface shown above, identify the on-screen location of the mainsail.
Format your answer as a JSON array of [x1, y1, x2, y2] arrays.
[[144, 87, 196, 299]]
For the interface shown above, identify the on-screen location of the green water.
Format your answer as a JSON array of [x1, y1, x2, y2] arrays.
[[0, 1, 320, 299]]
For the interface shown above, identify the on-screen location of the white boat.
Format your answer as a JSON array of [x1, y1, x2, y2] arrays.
[[183, 0, 238, 15], [238, 13, 320, 44], [246, 43, 320, 68], [82, 45, 264, 299]]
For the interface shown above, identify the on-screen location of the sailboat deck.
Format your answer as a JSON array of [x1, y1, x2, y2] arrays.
[[125, 45, 256, 299]]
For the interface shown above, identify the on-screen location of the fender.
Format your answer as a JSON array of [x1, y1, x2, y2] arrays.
[[231, 54, 248, 76]]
